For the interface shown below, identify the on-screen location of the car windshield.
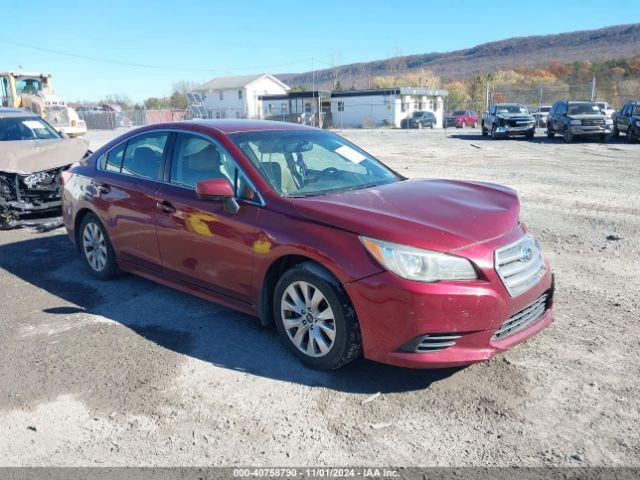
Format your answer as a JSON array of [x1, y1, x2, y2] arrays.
[[452, 110, 465, 116], [568, 103, 601, 115], [538, 107, 550, 113], [0, 116, 61, 141], [411, 112, 424, 118], [229, 129, 400, 198], [496, 105, 529, 114]]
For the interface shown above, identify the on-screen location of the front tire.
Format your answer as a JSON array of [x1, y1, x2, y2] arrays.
[[481, 122, 488, 136], [628, 126, 638, 143], [547, 126, 555, 138], [491, 124, 500, 140], [563, 127, 573, 143], [273, 263, 362, 370], [526, 128, 535, 139], [79, 213, 120, 280]]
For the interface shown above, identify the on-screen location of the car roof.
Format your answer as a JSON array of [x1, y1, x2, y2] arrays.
[[182, 119, 317, 134], [0, 107, 39, 119]]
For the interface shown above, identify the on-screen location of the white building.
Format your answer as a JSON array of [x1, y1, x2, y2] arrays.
[[259, 87, 448, 128], [196, 74, 289, 119], [330, 88, 448, 128]]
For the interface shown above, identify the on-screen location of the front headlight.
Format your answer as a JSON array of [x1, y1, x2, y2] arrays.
[[360, 236, 477, 282], [570, 119, 581, 125]]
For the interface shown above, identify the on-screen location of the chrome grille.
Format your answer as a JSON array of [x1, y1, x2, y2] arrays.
[[415, 333, 462, 353], [582, 119, 604, 126], [492, 294, 548, 341], [495, 234, 545, 296]]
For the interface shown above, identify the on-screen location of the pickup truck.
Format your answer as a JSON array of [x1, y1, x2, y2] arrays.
[[612, 101, 640, 143], [547, 100, 613, 142], [532, 105, 551, 128], [481, 103, 535, 139], [594, 101, 615, 119]]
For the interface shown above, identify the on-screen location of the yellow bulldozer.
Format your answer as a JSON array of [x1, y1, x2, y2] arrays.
[[0, 71, 86, 137]]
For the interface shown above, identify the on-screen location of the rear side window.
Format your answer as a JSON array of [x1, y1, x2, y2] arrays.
[[170, 133, 255, 200], [121, 132, 168, 180], [100, 142, 125, 172]]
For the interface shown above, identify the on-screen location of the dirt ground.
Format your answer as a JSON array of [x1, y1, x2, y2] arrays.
[[0, 127, 638, 467]]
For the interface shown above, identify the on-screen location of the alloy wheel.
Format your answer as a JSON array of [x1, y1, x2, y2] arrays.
[[280, 280, 336, 357], [82, 222, 108, 272]]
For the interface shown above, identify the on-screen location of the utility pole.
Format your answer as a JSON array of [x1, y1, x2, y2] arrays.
[[311, 57, 316, 127], [591, 76, 596, 101]]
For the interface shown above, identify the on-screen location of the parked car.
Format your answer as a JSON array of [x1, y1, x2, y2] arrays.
[[444, 110, 478, 128], [481, 104, 535, 139], [612, 101, 640, 143], [0, 107, 89, 229], [546, 101, 613, 142], [532, 105, 551, 128], [63, 120, 554, 370], [594, 101, 615, 119], [400, 111, 436, 129]]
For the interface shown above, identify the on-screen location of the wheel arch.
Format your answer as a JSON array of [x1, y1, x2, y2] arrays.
[[73, 208, 98, 252], [258, 255, 341, 326]]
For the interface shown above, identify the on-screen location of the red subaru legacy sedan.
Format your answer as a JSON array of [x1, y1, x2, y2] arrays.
[[62, 120, 554, 370]]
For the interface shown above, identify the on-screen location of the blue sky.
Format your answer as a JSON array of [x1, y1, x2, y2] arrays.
[[2, 0, 638, 102]]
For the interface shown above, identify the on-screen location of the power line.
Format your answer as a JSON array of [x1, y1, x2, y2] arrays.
[[0, 37, 316, 73]]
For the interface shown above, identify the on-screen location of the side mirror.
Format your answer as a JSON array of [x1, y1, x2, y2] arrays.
[[195, 178, 240, 214]]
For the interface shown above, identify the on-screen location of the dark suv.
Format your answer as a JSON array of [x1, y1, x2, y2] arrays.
[[612, 101, 640, 143], [400, 111, 436, 129], [547, 101, 613, 142]]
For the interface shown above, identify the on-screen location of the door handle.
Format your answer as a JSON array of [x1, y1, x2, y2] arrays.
[[156, 200, 176, 214]]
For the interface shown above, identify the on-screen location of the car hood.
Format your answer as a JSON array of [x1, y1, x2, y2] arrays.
[[0, 137, 89, 174], [496, 113, 533, 119], [292, 179, 520, 252]]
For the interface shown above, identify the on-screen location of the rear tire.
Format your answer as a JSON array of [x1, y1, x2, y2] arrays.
[[547, 126, 555, 138], [79, 213, 121, 280], [628, 126, 638, 143], [526, 129, 535, 139], [273, 263, 362, 370], [612, 124, 620, 138], [481, 123, 488, 136]]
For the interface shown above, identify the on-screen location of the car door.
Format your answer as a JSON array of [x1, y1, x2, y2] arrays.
[[154, 131, 260, 302], [620, 104, 631, 133], [92, 131, 169, 272]]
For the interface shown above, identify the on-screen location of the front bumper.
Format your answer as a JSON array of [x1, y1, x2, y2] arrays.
[[569, 124, 612, 136], [345, 228, 554, 368], [495, 124, 535, 135]]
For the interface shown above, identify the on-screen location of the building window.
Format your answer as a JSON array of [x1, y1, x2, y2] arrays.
[[401, 101, 407, 112], [219, 91, 224, 101], [268, 104, 274, 114], [238, 90, 243, 100], [337, 101, 344, 112], [281, 102, 288, 113]]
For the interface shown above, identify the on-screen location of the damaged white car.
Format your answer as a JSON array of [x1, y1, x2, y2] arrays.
[[0, 108, 89, 229]]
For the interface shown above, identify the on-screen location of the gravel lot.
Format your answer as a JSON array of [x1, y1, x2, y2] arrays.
[[1, 127, 638, 467]]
